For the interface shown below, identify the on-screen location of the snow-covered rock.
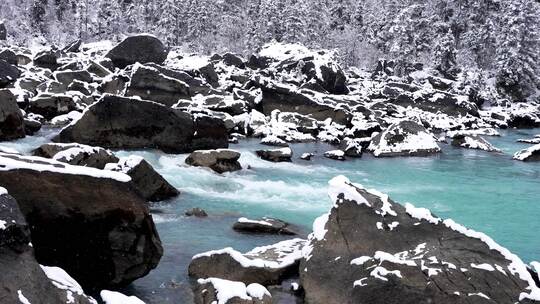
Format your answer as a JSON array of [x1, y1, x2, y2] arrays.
[[450, 134, 501, 152], [0, 152, 163, 289], [300, 176, 540, 304], [189, 238, 306, 286], [185, 149, 242, 174], [33, 142, 119, 169], [100, 290, 145, 304], [513, 144, 540, 162], [233, 217, 298, 235], [194, 278, 271, 304], [368, 120, 441, 157], [255, 147, 293, 162], [300, 153, 314, 161], [260, 134, 288, 147], [323, 150, 345, 161]]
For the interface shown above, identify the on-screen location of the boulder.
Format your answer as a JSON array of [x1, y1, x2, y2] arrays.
[[513, 144, 540, 162], [63, 39, 82, 53], [33, 49, 60, 70], [260, 135, 288, 147], [450, 134, 501, 152], [185, 149, 242, 174], [517, 137, 540, 145], [340, 137, 363, 157], [323, 150, 345, 161], [146, 63, 215, 96], [194, 278, 272, 304], [507, 112, 540, 129], [189, 238, 305, 285], [106, 35, 168, 68], [28, 94, 77, 120], [54, 95, 228, 154], [0, 189, 97, 304], [105, 155, 179, 202], [300, 176, 540, 304], [86, 60, 112, 78], [0, 89, 25, 140], [256, 147, 293, 162], [254, 79, 350, 125], [33, 143, 119, 169], [24, 116, 42, 135], [195, 94, 246, 116], [125, 64, 190, 106], [368, 120, 441, 157], [0, 153, 163, 289], [220, 53, 246, 68], [0, 49, 18, 65], [0, 59, 20, 87], [100, 290, 145, 304], [54, 70, 93, 86], [233, 217, 298, 235], [300, 153, 314, 161], [185, 208, 208, 217]]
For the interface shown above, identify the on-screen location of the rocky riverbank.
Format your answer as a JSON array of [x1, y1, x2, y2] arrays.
[[1, 34, 540, 303]]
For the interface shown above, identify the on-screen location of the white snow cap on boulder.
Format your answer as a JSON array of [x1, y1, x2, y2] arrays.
[[196, 278, 270, 304], [100, 290, 145, 304]]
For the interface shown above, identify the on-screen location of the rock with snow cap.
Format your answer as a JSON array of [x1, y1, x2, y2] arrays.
[[340, 137, 363, 157], [105, 35, 168, 68], [185, 207, 208, 217], [450, 134, 501, 152], [300, 175, 540, 304], [513, 144, 540, 162], [105, 155, 179, 201], [0, 153, 163, 289], [125, 64, 191, 106], [0, 49, 17, 65], [185, 149, 242, 174], [300, 153, 314, 161], [54, 95, 228, 153], [0, 189, 97, 304], [33, 142, 119, 169], [28, 93, 77, 120], [0, 89, 25, 140], [189, 238, 305, 285], [517, 137, 540, 144], [100, 290, 145, 304], [260, 135, 289, 147], [368, 120, 441, 157], [194, 278, 272, 304], [54, 70, 93, 86], [33, 49, 60, 70], [323, 150, 346, 161], [255, 147, 293, 162], [233, 217, 299, 235]]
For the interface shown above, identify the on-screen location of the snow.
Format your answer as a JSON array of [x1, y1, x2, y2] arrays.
[[0, 153, 131, 182], [368, 122, 440, 157], [237, 217, 273, 226], [100, 290, 145, 304], [312, 213, 329, 241], [468, 292, 490, 300], [471, 263, 495, 271], [404, 203, 441, 224], [52, 144, 106, 162], [0, 219, 7, 230], [353, 278, 368, 287], [197, 278, 270, 304], [0, 186, 7, 195], [193, 238, 304, 269], [370, 266, 402, 281], [40, 265, 97, 304], [351, 256, 372, 266], [18, 290, 31, 304]]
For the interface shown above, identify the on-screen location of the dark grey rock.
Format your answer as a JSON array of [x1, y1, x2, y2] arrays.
[[256, 147, 293, 162], [0, 89, 25, 140], [106, 35, 168, 68], [0, 59, 20, 87], [186, 149, 242, 173], [0, 153, 163, 289], [233, 217, 298, 235], [185, 208, 208, 217], [33, 143, 119, 169]]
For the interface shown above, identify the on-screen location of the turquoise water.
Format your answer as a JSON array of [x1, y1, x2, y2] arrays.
[[3, 128, 540, 303]]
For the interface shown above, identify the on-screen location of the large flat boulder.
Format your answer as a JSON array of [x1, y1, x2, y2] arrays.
[[185, 149, 242, 173], [0, 153, 163, 289], [189, 238, 305, 286], [514, 144, 540, 162], [54, 95, 228, 154], [0, 89, 25, 140], [105, 155, 179, 202], [300, 176, 540, 304], [368, 120, 440, 157], [125, 64, 190, 106], [0, 188, 97, 304], [106, 35, 168, 69]]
